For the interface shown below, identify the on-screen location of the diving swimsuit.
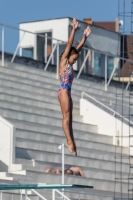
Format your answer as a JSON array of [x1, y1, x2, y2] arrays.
[[58, 65, 74, 97]]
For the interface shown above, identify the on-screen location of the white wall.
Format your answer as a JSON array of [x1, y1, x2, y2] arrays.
[[19, 18, 69, 48], [80, 98, 133, 154], [0, 116, 15, 172], [19, 17, 120, 56]]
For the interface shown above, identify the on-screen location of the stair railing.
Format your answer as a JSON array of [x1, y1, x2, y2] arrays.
[[81, 91, 133, 125], [52, 189, 70, 200], [31, 189, 48, 200], [125, 72, 133, 90]]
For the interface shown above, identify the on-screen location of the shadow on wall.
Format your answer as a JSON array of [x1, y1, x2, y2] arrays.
[[15, 148, 32, 160], [0, 160, 8, 172]]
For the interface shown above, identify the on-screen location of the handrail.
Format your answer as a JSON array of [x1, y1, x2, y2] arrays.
[[52, 189, 71, 200], [1, 22, 133, 87], [0, 23, 66, 44], [0, 22, 127, 58], [81, 91, 133, 125], [31, 189, 48, 200], [125, 72, 133, 90]]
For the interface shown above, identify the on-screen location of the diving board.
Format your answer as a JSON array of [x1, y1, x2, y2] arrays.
[[0, 184, 93, 190]]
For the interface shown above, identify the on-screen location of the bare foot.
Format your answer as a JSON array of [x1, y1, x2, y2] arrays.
[[66, 140, 77, 156]]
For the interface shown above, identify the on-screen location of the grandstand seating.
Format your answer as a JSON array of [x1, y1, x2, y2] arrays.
[[0, 58, 132, 200]]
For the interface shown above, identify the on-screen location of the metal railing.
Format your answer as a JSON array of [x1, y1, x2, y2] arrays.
[[81, 91, 133, 126], [1, 23, 133, 90], [125, 71, 133, 90]]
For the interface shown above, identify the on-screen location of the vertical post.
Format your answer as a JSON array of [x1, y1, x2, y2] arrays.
[[19, 47, 22, 57], [78, 193, 80, 200], [20, 190, 22, 200], [44, 43, 57, 71], [105, 54, 107, 91], [45, 33, 47, 63], [2, 25, 4, 67], [34, 34, 37, 60], [56, 42, 59, 79], [125, 74, 133, 90], [77, 50, 90, 79], [11, 31, 25, 63], [25, 189, 27, 200], [52, 189, 55, 200], [107, 58, 119, 87], [62, 143, 64, 185], [62, 143, 64, 200], [52, 40, 54, 65], [0, 191, 2, 200]]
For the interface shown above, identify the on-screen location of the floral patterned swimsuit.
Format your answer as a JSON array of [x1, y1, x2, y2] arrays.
[[58, 65, 74, 98]]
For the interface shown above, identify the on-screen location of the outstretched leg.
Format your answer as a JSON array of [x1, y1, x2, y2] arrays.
[[70, 97, 74, 140], [70, 97, 77, 152], [58, 89, 77, 155]]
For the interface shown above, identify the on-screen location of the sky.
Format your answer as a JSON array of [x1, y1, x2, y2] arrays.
[[0, 0, 119, 25], [0, 0, 131, 53]]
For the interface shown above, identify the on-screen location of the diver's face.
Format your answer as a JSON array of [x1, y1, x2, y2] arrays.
[[68, 54, 79, 65]]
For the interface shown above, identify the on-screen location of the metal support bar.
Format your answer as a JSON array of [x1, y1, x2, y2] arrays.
[[0, 191, 2, 200], [62, 144, 64, 185], [54, 189, 71, 200], [44, 43, 57, 71], [107, 59, 119, 87], [52, 189, 55, 200], [45, 33, 47, 63], [125, 74, 133, 90], [105, 54, 107, 91], [25, 189, 27, 200], [77, 50, 90, 79], [52, 43, 54, 65], [2, 25, 4, 67], [31, 189, 48, 200], [56, 42, 59, 79], [11, 31, 25, 63], [20, 190, 22, 200], [78, 193, 80, 200], [62, 143, 64, 200]]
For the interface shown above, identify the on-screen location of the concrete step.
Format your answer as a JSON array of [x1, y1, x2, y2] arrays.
[[0, 78, 80, 103], [1, 61, 126, 94], [0, 67, 121, 99], [0, 93, 79, 115], [15, 157, 130, 175], [1, 109, 97, 133], [0, 69, 131, 107], [0, 85, 79, 109], [13, 159, 132, 183], [0, 75, 128, 111], [17, 170, 130, 194], [0, 172, 35, 184], [1, 62, 132, 107], [9, 119, 112, 144], [15, 147, 131, 172], [0, 101, 84, 124], [15, 132, 129, 155], [15, 128, 113, 148]]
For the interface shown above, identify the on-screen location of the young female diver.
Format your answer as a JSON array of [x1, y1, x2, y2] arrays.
[[58, 18, 91, 156]]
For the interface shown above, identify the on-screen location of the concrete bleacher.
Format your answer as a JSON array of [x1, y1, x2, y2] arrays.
[[0, 59, 132, 200]]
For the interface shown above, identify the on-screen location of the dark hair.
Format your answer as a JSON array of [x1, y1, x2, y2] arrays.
[[60, 46, 79, 60]]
